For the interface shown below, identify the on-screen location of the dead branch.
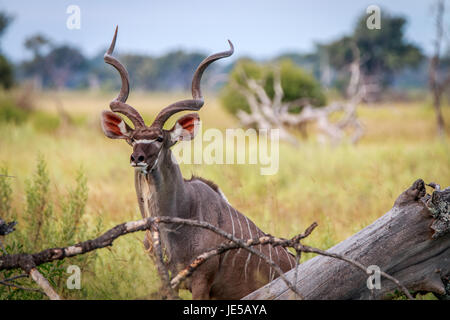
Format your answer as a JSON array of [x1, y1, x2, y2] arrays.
[[0, 218, 154, 271], [3, 178, 445, 300], [0, 278, 44, 295], [244, 179, 450, 300], [29, 268, 61, 300], [0, 211, 415, 300], [0, 218, 17, 236]]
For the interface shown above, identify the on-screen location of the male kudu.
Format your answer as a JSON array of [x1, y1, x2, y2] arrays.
[[100, 27, 295, 299]]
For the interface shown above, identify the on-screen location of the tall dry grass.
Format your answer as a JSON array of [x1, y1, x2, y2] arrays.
[[0, 90, 449, 299]]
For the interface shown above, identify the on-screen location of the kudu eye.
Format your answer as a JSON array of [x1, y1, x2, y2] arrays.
[[156, 136, 163, 142]]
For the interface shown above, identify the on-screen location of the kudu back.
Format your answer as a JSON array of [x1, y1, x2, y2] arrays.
[[100, 27, 295, 299]]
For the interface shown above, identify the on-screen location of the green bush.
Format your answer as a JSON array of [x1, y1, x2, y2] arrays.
[[31, 111, 60, 133], [220, 59, 327, 117], [0, 54, 13, 89], [0, 156, 98, 300], [0, 96, 29, 124]]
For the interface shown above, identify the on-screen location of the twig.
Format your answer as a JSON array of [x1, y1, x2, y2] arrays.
[[298, 245, 414, 300], [170, 223, 317, 291], [0, 174, 16, 178], [155, 217, 304, 298], [2, 273, 28, 282], [0, 279, 44, 294], [29, 268, 61, 300]]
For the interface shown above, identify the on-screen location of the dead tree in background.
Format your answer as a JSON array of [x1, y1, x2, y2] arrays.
[[429, 0, 448, 137], [232, 49, 366, 146]]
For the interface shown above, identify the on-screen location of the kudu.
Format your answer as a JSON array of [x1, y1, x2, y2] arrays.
[[100, 27, 295, 299]]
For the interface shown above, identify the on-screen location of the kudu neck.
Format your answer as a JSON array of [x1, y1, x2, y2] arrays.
[[135, 148, 188, 218]]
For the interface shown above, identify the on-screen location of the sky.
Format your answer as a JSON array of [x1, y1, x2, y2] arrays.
[[0, 0, 446, 63]]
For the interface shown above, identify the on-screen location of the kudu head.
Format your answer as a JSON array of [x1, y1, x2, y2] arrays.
[[100, 27, 233, 173]]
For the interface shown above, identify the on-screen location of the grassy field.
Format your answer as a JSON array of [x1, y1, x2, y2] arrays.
[[0, 90, 449, 299]]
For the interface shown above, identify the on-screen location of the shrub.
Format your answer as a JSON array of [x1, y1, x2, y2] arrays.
[[0, 156, 98, 299], [220, 59, 327, 117], [0, 54, 13, 89], [0, 95, 29, 124], [31, 111, 60, 133]]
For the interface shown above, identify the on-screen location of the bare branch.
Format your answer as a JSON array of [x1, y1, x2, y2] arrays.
[[298, 245, 414, 300], [0, 215, 413, 300], [0, 218, 17, 236], [0, 279, 44, 295], [29, 268, 61, 300]]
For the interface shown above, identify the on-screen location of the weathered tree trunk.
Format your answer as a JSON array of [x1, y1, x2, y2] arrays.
[[244, 179, 450, 300]]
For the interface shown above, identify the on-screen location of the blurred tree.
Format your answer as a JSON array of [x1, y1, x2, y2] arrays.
[[221, 59, 326, 117], [0, 11, 14, 89], [323, 10, 423, 100], [21, 34, 51, 88], [22, 34, 87, 89], [24, 34, 51, 58], [429, 0, 449, 137], [81, 49, 208, 92], [45, 45, 87, 88]]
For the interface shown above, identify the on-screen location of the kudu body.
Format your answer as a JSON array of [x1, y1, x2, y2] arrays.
[[100, 28, 295, 299]]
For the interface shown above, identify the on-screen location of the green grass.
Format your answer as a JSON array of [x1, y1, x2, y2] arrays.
[[0, 90, 449, 299]]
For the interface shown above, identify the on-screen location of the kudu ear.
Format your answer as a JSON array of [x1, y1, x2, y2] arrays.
[[100, 110, 133, 139], [169, 113, 200, 144]]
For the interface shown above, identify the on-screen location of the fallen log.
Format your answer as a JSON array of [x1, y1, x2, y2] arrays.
[[243, 179, 450, 300]]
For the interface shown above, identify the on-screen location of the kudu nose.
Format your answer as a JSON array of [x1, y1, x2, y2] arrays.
[[130, 152, 145, 164]]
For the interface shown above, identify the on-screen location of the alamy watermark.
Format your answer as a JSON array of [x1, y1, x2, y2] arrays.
[[66, 5, 81, 30], [366, 265, 381, 290], [366, 5, 381, 30], [66, 265, 81, 289], [171, 123, 280, 175]]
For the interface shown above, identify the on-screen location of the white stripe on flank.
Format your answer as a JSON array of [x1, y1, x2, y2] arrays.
[[274, 245, 281, 273], [284, 248, 294, 269], [256, 231, 262, 277], [243, 216, 253, 281], [222, 204, 235, 263], [268, 245, 273, 282], [231, 208, 244, 269], [217, 188, 230, 204]]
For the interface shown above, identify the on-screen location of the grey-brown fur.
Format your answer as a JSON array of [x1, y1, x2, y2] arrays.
[[136, 147, 295, 299]]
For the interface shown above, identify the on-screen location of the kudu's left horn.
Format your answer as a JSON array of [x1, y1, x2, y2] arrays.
[[104, 26, 145, 128]]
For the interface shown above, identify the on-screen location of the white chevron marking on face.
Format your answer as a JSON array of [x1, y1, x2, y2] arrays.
[[134, 139, 156, 144]]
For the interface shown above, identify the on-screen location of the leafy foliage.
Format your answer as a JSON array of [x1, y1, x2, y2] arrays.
[[21, 35, 87, 89], [0, 157, 98, 299], [220, 59, 326, 116], [323, 10, 423, 88], [0, 95, 29, 124], [19, 34, 209, 91], [0, 11, 13, 89]]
